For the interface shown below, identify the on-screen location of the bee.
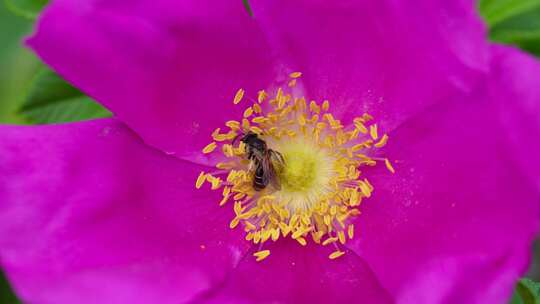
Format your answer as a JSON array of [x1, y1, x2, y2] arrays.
[[233, 132, 284, 191]]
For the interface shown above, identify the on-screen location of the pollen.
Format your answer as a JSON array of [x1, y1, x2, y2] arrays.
[[254, 249, 271, 261], [196, 73, 393, 260], [233, 88, 245, 105], [202, 142, 217, 154], [329, 250, 345, 260]]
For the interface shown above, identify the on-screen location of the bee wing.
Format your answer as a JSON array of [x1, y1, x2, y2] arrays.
[[269, 149, 285, 167], [266, 150, 285, 190]]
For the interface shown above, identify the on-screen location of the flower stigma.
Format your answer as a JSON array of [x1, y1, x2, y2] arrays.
[[196, 73, 394, 261]]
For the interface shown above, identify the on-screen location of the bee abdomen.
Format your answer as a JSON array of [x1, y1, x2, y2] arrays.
[[253, 165, 266, 191]]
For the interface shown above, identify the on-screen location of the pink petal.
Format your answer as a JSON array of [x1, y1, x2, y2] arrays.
[[0, 119, 249, 303], [27, 0, 277, 163], [489, 45, 540, 190], [251, 0, 490, 131], [197, 239, 393, 304], [347, 64, 540, 303]]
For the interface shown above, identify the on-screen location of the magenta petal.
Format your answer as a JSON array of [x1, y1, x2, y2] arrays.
[[196, 239, 392, 304], [27, 0, 276, 162], [347, 80, 540, 302], [251, 0, 489, 130], [0, 119, 249, 303], [489, 45, 540, 190]]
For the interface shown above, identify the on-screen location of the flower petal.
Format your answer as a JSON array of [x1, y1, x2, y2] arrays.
[[0, 119, 249, 304], [251, 0, 490, 130], [489, 45, 540, 190], [347, 80, 540, 302], [195, 239, 393, 304], [27, 0, 276, 163]]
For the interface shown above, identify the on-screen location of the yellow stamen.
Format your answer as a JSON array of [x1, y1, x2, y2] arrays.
[[347, 224, 355, 239], [375, 134, 389, 148], [369, 124, 378, 140], [329, 250, 345, 260], [197, 73, 393, 261], [290, 71, 302, 78], [243, 107, 254, 118], [288, 79, 297, 87], [385, 158, 395, 174], [322, 237, 338, 246], [322, 100, 329, 112], [257, 90, 267, 103], [338, 231, 346, 244], [226, 120, 240, 130], [195, 172, 206, 189], [253, 103, 262, 114], [233, 88, 245, 104], [202, 142, 217, 154], [254, 249, 271, 261]]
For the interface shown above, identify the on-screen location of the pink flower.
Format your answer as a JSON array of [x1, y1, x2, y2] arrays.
[[1, 0, 539, 303]]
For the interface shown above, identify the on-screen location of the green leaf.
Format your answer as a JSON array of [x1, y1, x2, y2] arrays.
[[3, 0, 48, 19], [0, 270, 19, 304], [488, 5, 540, 57], [243, 0, 253, 17], [18, 68, 111, 124], [479, 0, 540, 27], [511, 279, 540, 304]]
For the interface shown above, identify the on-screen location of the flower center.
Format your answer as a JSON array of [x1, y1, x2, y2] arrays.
[[196, 72, 394, 261], [279, 142, 324, 192]]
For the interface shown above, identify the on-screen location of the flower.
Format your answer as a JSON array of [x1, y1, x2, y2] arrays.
[[197, 81, 395, 260], [1, 0, 539, 303]]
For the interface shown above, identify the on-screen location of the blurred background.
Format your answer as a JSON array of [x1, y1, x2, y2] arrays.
[[1, 0, 540, 303]]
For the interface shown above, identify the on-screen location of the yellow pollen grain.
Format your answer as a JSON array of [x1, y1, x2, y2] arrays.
[[202, 142, 217, 154], [296, 237, 307, 246], [310, 101, 320, 114], [216, 162, 236, 170], [298, 114, 306, 126], [257, 90, 267, 103], [369, 124, 378, 140], [322, 237, 338, 246], [222, 144, 234, 157], [242, 118, 250, 131], [212, 127, 221, 137], [195, 172, 206, 189], [254, 249, 271, 262], [243, 107, 254, 118], [233, 88, 245, 104], [233, 192, 246, 201], [288, 79, 297, 87], [322, 100, 330, 111], [250, 126, 264, 134], [385, 158, 395, 174], [230, 218, 240, 229], [292, 230, 305, 239], [348, 225, 355, 239], [245, 221, 257, 231], [253, 103, 262, 114], [290, 71, 302, 78], [329, 250, 345, 260], [226, 120, 240, 130], [375, 134, 389, 148], [252, 116, 267, 124], [207, 176, 222, 190], [354, 121, 368, 134], [338, 231, 346, 244], [219, 194, 230, 206]]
